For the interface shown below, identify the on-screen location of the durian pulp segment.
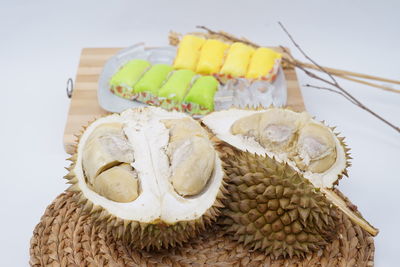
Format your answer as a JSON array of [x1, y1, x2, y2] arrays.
[[162, 118, 216, 196], [201, 108, 347, 189], [75, 107, 224, 224], [82, 123, 134, 184]]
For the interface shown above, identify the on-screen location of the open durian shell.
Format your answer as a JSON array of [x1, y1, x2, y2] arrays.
[[202, 107, 351, 189], [64, 107, 227, 250], [203, 108, 378, 241]]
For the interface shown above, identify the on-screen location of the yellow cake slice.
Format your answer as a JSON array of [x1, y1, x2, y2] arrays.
[[246, 47, 282, 79], [173, 35, 205, 71], [196, 39, 229, 74], [220, 42, 255, 77]]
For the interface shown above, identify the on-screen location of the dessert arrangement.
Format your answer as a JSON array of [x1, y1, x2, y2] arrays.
[[105, 35, 284, 115], [110, 60, 219, 114], [32, 29, 379, 266]]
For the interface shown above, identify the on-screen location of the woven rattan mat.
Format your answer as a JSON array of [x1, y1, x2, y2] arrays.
[[30, 190, 374, 266]]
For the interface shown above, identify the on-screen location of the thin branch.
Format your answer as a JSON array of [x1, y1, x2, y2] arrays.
[[299, 61, 400, 86], [304, 84, 358, 105], [278, 22, 340, 87], [278, 22, 399, 133]]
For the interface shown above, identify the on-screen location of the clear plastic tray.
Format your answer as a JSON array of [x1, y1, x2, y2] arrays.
[[98, 43, 287, 114]]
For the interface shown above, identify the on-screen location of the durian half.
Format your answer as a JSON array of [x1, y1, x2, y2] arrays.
[[202, 108, 349, 188], [202, 108, 378, 238], [65, 107, 226, 250]]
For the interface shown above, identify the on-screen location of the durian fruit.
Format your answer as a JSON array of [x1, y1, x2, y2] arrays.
[[202, 108, 348, 188], [65, 107, 226, 250], [202, 108, 378, 254], [222, 151, 339, 258]]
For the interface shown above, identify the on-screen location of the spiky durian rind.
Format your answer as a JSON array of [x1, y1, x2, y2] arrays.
[[219, 149, 340, 259], [64, 112, 228, 250]]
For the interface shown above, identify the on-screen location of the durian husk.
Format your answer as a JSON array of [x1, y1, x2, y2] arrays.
[[220, 150, 341, 259], [214, 140, 378, 238], [65, 118, 228, 250], [30, 190, 375, 266], [203, 106, 353, 187]]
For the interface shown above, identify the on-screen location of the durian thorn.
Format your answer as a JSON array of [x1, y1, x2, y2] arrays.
[[321, 188, 379, 236]]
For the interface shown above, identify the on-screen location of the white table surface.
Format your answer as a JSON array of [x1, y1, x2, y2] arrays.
[[1, 0, 399, 265]]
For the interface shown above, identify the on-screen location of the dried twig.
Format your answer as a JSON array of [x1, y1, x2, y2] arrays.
[[277, 22, 399, 133], [304, 84, 358, 106]]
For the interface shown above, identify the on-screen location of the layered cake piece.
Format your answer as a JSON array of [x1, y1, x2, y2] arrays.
[[173, 35, 205, 71], [246, 47, 282, 79], [158, 69, 195, 103], [110, 59, 150, 98], [196, 39, 228, 75], [219, 42, 255, 77], [184, 76, 218, 112], [134, 64, 173, 95]]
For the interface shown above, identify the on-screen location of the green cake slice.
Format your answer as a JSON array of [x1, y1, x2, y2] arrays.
[[134, 64, 173, 95], [110, 59, 150, 97], [184, 76, 218, 111], [158, 70, 195, 102]]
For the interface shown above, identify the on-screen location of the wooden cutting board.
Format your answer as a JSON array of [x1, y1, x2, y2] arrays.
[[63, 47, 305, 154]]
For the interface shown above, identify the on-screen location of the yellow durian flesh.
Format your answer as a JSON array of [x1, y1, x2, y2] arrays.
[[82, 123, 133, 184], [162, 118, 208, 142], [168, 137, 215, 196], [163, 118, 215, 196], [257, 109, 303, 153], [229, 109, 338, 175], [295, 123, 337, 173], [230, 113, 261, 140], [92, 163, 139, 203]]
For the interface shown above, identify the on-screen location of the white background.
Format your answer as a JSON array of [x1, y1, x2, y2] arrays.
[[1, 0, 399, 266]]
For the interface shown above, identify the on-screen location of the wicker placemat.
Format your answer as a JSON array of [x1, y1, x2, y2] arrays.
[[30, 190, 374, 267]]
